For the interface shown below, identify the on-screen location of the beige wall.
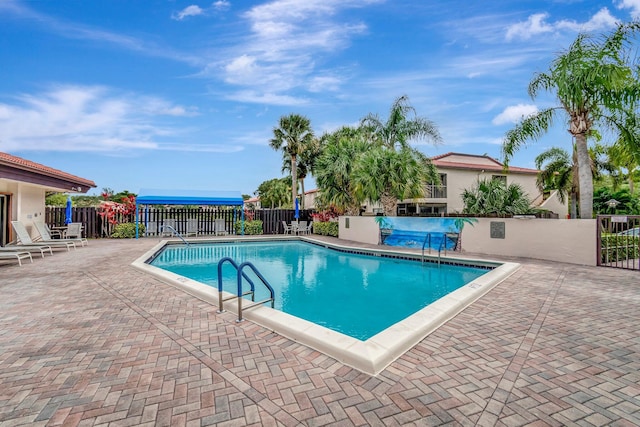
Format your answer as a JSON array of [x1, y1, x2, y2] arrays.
[[338, 216, 597, 266], [0, 180, 47, 240]]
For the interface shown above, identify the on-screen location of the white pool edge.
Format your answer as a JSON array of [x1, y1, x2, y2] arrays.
[[132, 236, 520, 376]]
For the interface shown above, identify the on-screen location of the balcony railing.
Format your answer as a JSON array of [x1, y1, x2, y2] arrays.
[[425, 185, 447, 199]]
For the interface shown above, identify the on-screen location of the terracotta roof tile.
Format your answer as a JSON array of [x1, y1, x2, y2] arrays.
[[430, 152, 538, 174], [0, 152, 96, 188]]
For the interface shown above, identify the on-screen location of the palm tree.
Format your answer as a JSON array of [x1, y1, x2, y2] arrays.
[[315, 127, 369, 215], [503, 23, 640, 219], [358, 95, 442, 215], [608, 111, 640, 195], [535, 147, 576, 218], [462, 178, 533, 215], [280, 136, 323, 209], [270, 114, 315, 208], [256, 178, 291, 208]]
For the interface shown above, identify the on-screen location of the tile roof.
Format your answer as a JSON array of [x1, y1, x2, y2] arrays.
[[430, 152, 538, 174], [0, 152, 96, 188]]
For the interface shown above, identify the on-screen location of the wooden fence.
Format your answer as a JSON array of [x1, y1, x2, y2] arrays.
[[45, 207, 315, 238]]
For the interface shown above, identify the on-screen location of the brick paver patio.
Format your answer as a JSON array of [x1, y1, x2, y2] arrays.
[[0, 238, 638, 426]]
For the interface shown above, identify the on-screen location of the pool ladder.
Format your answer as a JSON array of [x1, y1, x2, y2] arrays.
[[160, 225, 189, 246], [217, 257, 275, 322], [421, 232, 459, 266]]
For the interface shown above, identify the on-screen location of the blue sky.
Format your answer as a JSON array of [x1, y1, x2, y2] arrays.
[[1, 0, 638, 196]]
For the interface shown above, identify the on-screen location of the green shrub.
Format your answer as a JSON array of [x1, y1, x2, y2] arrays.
[[111, 222, 145, 238], [313, 221, 338, 237], [234, 220, 263, 235], [600, 234, 639, 263]]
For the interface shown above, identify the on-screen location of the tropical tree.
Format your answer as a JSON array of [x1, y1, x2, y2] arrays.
[[593, 187, 640, 215], [503, 23, 640, 219], [358, 95, 442, 215], [462, 178, 533, 215], [281, 136, 323, 209], [255, 178, 291, 208], [535, 147, 575, 217], [607, 114, 640, 194], [270, 114, 315, 208], [315, 127, 369, 215]]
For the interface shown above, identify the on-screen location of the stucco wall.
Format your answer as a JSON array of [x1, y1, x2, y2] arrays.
[[0, 181, 47, 240], [338, 216, 597, 266]]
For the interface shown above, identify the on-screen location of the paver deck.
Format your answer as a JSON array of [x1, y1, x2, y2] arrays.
[[0, 237, 638, 426]]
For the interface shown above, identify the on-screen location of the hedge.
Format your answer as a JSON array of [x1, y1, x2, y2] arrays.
[[600, 234, 639, 263], [111, 222, 145, 238], [234, 220, 263, 235], [312, 221, 338, 237]]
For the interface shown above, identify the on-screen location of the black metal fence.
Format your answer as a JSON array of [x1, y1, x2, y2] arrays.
[[597, 215, 640, 271], [45, 207, 315, 238]]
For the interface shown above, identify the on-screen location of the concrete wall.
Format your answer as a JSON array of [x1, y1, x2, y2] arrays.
[[339, 216, 597, 266]]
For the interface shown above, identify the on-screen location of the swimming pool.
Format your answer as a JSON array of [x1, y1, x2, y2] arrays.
[[133, 236, 519, 375], [149, 240, 488, 340]]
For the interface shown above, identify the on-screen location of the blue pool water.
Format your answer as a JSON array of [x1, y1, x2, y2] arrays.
[[150, 241, 488, 340]]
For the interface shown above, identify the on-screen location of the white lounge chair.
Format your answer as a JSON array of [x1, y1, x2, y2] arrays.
[[145, 221, 158, 236], [1, 244, 53, 258], [0, 250, 32, 266], [160, 219, 177, 237], [34, 221, 85, 247], [11, 221, 75, 251]]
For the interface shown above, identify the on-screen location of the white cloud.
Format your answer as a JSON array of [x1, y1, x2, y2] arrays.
[[172, 5, 205, 20], [0, 86, 209, 153], [492, 104, 539, 125], [215, 0, 381, 104], [212, 1, 231, 11], [616, 0, 640, 19], [506, 8, 618, 41]]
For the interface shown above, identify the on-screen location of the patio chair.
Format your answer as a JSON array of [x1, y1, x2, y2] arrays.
[[160, 219, 177, 237], [185, 219, 199, 237], [45, 223, 64, 239], [299, 221, 313, 235], [145, 221, 158, 237], [62, 222, 88, 246], [282, 221, 293, 235], [0, 250, 32, 266], [214, 218, 228, 236], [11, 221, 76, 251], [34, 221, 85, 247], [297, 221, 308, 235]]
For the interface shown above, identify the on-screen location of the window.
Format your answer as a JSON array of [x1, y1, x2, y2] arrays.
[[492, 175, 507, 184]]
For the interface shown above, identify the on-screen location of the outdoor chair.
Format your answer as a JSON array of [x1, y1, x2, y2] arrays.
[[0, 250, 32, 266], [34, 221, 85, 248], [62, 222, 88, 246], [215, 219, 228, 236], [45, 223, 63, 239], [160, 219, 177, 237], [185, 219, 199, 237], [11, 221, 75, 251], [145, 221, 158, 236], [282, 221, 293, 235], [1, 244, 53, 258], [296, 221, 308, 235], [299, 221, 313, 235]]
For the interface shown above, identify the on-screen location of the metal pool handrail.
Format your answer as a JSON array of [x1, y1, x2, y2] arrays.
[[236, 262, 275, 322], [217, 257, 255, 313], [160, 225, 189, 245]]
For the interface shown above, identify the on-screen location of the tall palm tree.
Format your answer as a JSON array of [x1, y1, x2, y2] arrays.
[[270, 114, 314, 208], [358, 95, 442, 215], [503, 23, 640, 219], [315, 127, 369, 215], [280, 136, 323, 209]]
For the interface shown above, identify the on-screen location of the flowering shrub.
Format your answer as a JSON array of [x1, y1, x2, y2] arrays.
[[311, 205, 342, 222], [98, 194, 137, 237], [244, 209, 255, 221]]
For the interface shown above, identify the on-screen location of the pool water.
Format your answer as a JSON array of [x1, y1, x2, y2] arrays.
[[150, 241, 488, 340]]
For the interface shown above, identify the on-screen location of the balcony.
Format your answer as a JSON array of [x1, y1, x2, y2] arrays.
[[425, 184, 447, 199]]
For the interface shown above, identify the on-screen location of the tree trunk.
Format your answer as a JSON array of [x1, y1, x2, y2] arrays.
[[570, 192, 578, 219], [380, 192, 398, 216], [629, 177, 634, 195], [574, 133, 593, 219], [300, 178, 305, 209], [291, 154, 298, 208]]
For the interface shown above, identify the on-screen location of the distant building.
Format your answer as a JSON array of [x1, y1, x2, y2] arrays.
[[0, 152, 96, 245]]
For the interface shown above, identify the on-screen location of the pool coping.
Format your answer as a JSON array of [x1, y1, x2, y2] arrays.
[[131, 236, 520, 376]]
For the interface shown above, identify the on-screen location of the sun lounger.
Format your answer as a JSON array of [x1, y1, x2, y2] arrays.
[[11, 221, 76, 251], [1, 244, 53, 258], [0, 250, 32, 266]]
